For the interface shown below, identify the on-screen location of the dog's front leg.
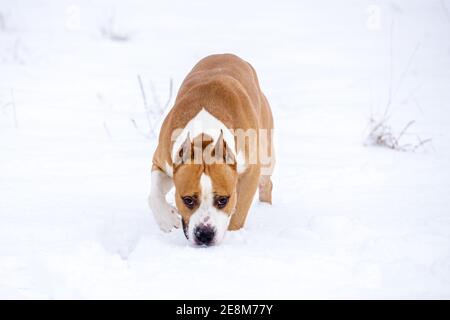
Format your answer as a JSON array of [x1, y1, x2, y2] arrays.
[[229, 165, 261, 230], [148, 167, 181, 232]]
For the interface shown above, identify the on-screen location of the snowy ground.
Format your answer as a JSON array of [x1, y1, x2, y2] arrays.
[[1, 0, 450, 299]]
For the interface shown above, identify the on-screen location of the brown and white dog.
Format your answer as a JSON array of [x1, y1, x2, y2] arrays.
[[149, 54, 275, 246]]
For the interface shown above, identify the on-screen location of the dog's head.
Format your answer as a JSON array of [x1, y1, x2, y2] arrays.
[[172, 132, 238, 246]]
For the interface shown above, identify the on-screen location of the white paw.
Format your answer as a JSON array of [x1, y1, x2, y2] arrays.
[[154, 204, 181, 233]]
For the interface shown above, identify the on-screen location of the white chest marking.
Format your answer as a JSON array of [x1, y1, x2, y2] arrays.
[[171, 108, 236, 161]]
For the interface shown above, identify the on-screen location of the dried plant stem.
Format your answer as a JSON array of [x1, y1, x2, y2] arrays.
[[137, 75, 152, 132], [133, 76, 173, 138]]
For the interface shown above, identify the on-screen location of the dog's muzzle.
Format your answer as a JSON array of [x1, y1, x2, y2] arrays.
[[193, 224, 216, 246]]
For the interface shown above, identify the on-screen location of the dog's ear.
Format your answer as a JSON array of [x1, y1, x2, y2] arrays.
[[213, 130, 236, 166], [174, 133, 192, 165]]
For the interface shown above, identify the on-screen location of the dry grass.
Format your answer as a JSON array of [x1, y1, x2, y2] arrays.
[[366, 115, 431, 152], [131, 75, 173, 138], [365, 20, 431, 152]]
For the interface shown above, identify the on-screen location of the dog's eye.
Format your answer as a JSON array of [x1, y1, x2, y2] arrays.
[[215, 196, 229, 209], [182, 196, 196, 209]]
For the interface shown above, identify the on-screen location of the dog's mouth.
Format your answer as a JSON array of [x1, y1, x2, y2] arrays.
[[182, 218, 189, 239], [182, 214, 229, 246]]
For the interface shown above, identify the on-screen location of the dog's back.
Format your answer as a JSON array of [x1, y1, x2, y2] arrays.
[[177, 54, 263, 113], [156, 54, 273, 164]]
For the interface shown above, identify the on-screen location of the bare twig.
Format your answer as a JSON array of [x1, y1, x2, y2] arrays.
[[366, 116, 431, 152], [384, 20, 395, 118], [130, 118, 155, 139], [133, 77, 173, 139], [392, 42, 420, 102], [150, 82, 160, 110], [383, 19, 421, 118], [413, 97, 424, 115], [163, 78, 173, 110], [412, 137, 432, 152], [366, 18, 431, 152], [396, 120, 415, 142], [137, 75, 152, 131], [103, 121, 112, 139], [149, 78, 173, 116]]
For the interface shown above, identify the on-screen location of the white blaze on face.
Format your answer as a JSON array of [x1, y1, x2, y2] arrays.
[[188, 173, 230, 245]]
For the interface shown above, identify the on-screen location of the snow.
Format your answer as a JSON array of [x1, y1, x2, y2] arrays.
[[1, 0, 450, 299]]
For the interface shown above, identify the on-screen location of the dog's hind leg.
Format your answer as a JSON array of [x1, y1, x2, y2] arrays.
[[258, 175, 273, 204], [258, 92, 275, 205]]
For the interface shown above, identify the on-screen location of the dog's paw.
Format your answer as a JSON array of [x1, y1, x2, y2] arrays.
[[154, 204, 181, 233]]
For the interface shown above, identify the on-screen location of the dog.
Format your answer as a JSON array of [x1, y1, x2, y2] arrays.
[[149, 54, 275, 246]]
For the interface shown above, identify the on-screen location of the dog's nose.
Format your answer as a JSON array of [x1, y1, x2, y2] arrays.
[[194, 225, 215, 246]]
